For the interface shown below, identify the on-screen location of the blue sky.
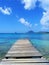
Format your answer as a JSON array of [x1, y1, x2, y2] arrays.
[[0, 0, 49, 33]]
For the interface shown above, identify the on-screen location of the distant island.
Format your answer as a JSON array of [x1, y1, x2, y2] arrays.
[[14, 31, 49, 34], [26, 30, 49, 34], [26, 31, 34, 34]]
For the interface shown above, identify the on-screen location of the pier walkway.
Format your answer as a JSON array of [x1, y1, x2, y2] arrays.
[[0, 39, 49, 65]]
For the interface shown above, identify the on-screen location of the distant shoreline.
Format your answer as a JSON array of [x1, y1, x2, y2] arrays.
[[0, 32, 49, 34]]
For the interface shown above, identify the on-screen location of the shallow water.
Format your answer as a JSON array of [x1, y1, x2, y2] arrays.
[[30, 39, 49, 59], [0, 33, 49, 60]]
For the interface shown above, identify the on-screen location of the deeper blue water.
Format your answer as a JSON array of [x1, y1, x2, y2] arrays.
[[0, 33, 49, 59]]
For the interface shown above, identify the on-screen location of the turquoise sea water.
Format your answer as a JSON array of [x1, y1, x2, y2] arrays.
[[31, 39, 49, 59], [0, 33, 49, 60]]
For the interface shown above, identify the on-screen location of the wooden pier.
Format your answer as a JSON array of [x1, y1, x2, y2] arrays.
[[0, 39, 49, 65]]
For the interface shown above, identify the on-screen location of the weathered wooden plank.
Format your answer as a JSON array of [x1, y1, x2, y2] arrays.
[[2, 59, 49, 63], [0, 59, 49, 65], [5, 52, 42, 57]]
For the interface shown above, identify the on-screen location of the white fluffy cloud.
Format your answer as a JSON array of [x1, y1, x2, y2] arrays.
[[39, 0, 49, 29], [21, 0, 37, 10], [0, 7, 12, 15], [40, 11, 49, 30], [19, 18, 32, 27]]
